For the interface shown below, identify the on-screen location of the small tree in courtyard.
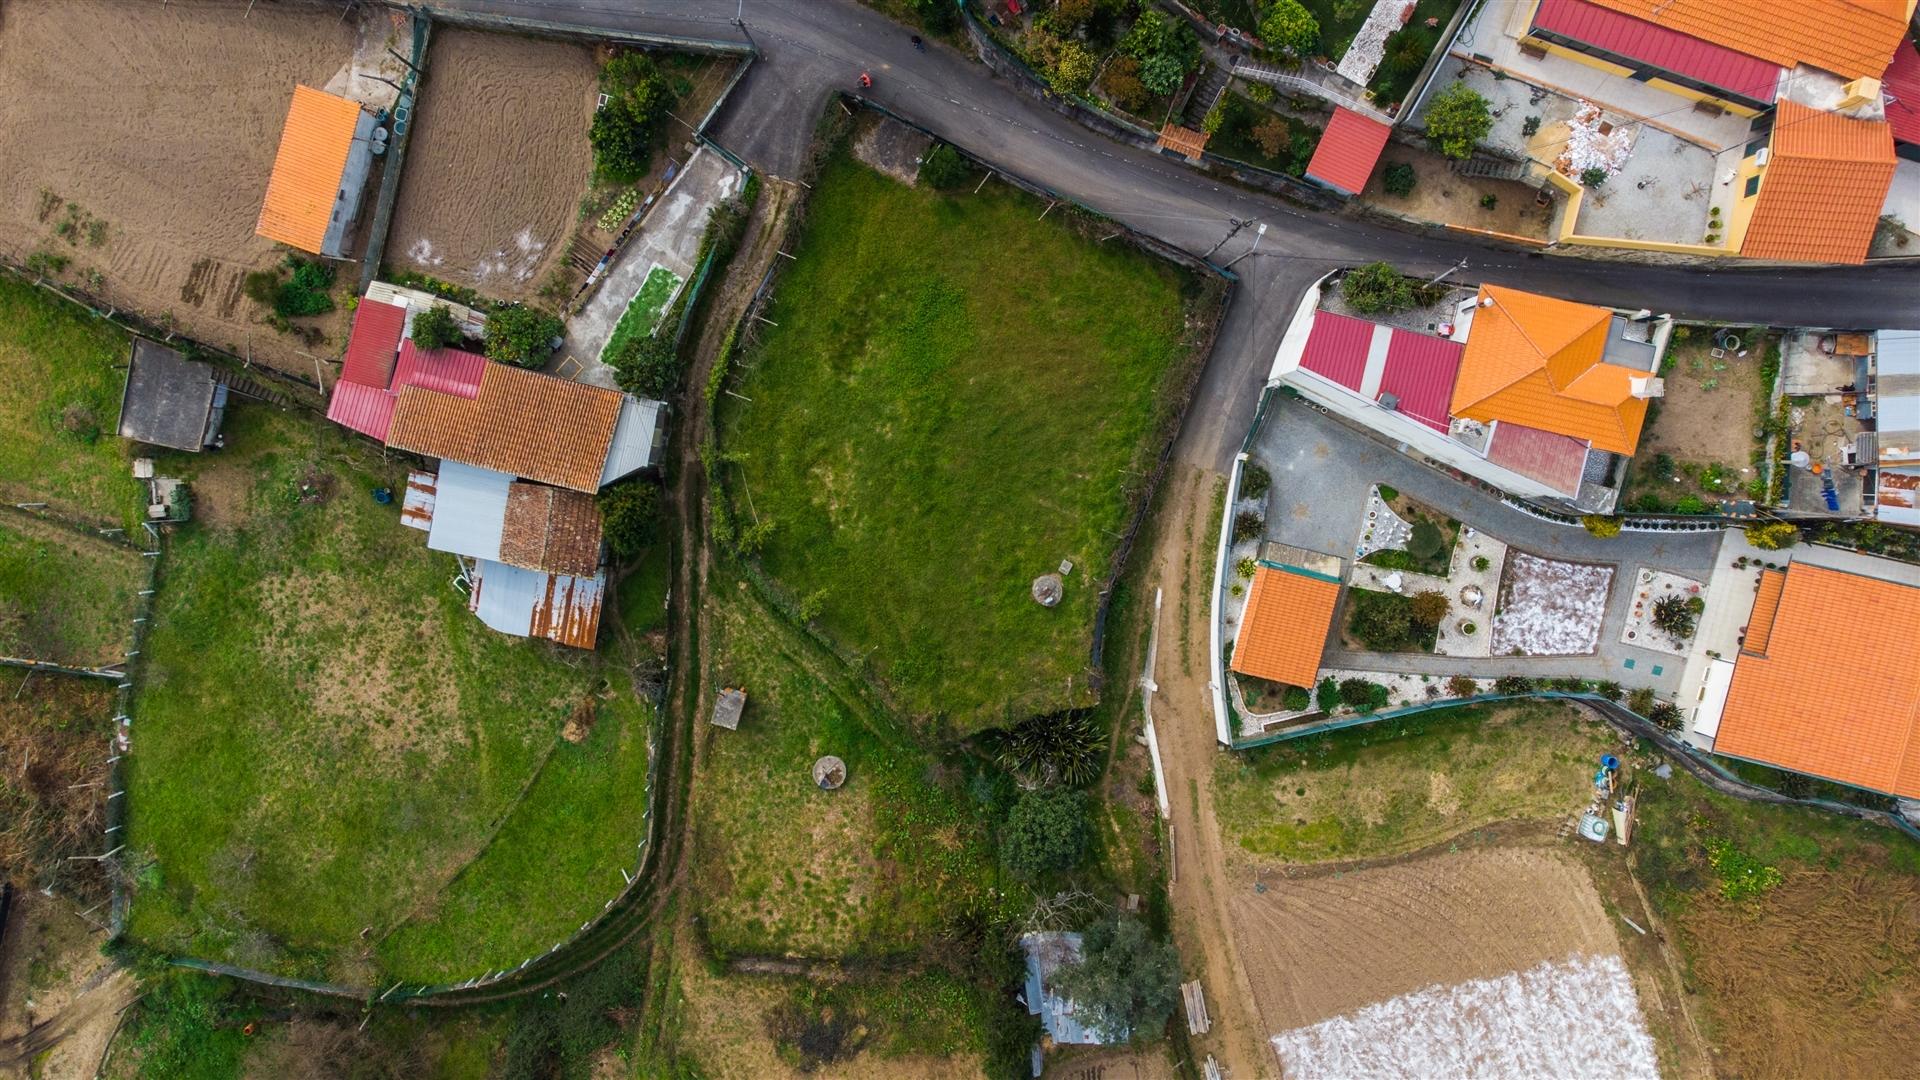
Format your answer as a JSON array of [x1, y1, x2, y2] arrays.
[[410, 304, 462, 351], [1409, 590, 1449, 629], [1259, 0, 1319, 56], [1340, 261, 1416, 314], [1651, 594, 1696, 640], [1052, 918, 1181, 1042], [484, 304, 563, 369], [1423, 82, 1492, 160], [1003, 788, 1093, 879], [610, 333, 680, 397], [597, 478, 660, 559], [1383, 162, 1417, 196]]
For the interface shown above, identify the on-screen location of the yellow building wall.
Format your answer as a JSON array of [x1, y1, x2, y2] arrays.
[[1548, 169, 1736, 256], [1520, 26, 1762, 117], [1726, 146, 1768, 252], [1529, 37, 1635, 78], [1641, 77, 1762, 119]]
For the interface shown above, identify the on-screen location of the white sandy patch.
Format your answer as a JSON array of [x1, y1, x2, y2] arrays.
[[1335, 0, 1417, 86], [1557, 102, 1636, 181], [1491, 552, 1611, 655], [1270, 953, 1658, 1080]]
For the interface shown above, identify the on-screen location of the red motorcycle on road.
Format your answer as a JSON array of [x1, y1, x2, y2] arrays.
[[858, 71, 873, 89]]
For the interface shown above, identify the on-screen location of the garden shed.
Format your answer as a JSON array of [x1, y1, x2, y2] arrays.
[[116, 339, 226, 452], [711, 687, 746, 730]]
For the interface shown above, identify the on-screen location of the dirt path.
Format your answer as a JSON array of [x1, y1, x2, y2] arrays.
[[1143, 464, 1273, 1080], [0, 960, 134, 1079]]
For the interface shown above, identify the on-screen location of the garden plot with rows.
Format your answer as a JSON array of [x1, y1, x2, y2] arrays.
[[1490, 552, 1613, 656]]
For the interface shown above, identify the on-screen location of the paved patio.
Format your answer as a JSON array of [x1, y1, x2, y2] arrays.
[[1248, 396, 1725, 693]]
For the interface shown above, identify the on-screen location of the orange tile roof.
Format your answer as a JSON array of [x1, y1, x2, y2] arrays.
[[1230, 566, 1341, 689], [1741, 101, 1898, 265], [387, 364, 625, 493], [256, 85, 363, 254], [1741, 568, 1787, 655], [1582, 0, 1915, 80], [1156, 124, 1210, 161], [1716, 563, 1920, 799], [1450, 285, 1648, 455]]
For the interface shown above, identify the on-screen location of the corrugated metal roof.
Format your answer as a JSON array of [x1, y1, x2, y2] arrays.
[[1716, 562, 1920, 798], [387, 365, 627, 493], [1580, 0, 1911, 81], [599, 397, 664, 485], [256, 85, 364, 254], [393, 340, 487, 399], [1305, 107, 1391, 195], [1531, 0, 1782, 102], [1377, 331, 1464, 433], [1741, 100, 1897, 265], [1300, 311, 1376, 390], [325, 379, 399, 442], [1885, 36, 1920, 145], [425, 461, 514, 563], [339, 300, 408, 388], [1485, 421, 1590, 495], [1020, 933, 1119, 1045], [401, 469, 437, 531], [1230, 565, 1341, 689], [469, 559, 606, 650]]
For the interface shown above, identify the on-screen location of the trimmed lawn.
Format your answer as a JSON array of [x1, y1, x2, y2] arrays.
[[691, 571, 998, 959], [126, 406, 654, 984], [719, 151, 1203, 735], [0, 513, 144, 666], [0, 276, 146, 527], [1214, 700, 1617, 863]]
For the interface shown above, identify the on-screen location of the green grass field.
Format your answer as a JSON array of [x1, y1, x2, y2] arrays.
[[1214, 700, 1617, 863], [126, 406, 654, 985], [0, 513, 144, 666], [692, 570, 1000, 958], [0, 276, 147, 527], [719, 151, 1202, 735]]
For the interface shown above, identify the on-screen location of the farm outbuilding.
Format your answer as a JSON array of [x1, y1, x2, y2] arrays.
[[256, 85, 379, 257], [711, 688, 746, 730], [1020, 932, 1122, 1046], [116, 339, 226, 452]]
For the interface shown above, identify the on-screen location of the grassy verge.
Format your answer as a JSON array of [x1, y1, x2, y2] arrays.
[[718, 149, 1199, 735], [0, 275, 147, 527], [126, 406, 654, 984], [601, 264, 685, 364], [0, 513, 143, 665], [1213, 700, 1617, 863]]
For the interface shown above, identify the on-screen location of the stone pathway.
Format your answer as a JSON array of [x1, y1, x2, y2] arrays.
[[1435, 527, 1507, 658], [1355, 485, 1411, 559]]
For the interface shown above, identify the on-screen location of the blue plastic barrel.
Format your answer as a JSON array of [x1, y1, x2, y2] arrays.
[[1601, 754, 1620, 770]]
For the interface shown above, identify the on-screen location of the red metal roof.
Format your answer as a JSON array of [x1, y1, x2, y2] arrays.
[[340, 300, 408, 388], [1485, 421, 1590, 495], [1377, 332, 1463, 433], [1531, 0, 1781, 103], [393, 340, 487, 400], [326, 379, 400, 442], [1305, 108, 1391, 195], [1299, 311, 1375, 390], [1886, 36, 1920, 146]]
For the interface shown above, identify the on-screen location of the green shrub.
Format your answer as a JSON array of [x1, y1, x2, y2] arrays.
[[1744, 521, 1799, 550], [484, 304, 563, 369], [1338, 678, 1390, 713], [1120, 10, 1199, 95], [1236, 556, 1257, 579], [1282, 685, 1311, 711], [1471, 555, 1490, 572], [1479, 193, 1498, 210], [1340, 261, 1416, 314], [1704, 836, 1782, 901], [1233, 510, 1264, 544], [1002, 788, 1092, 878], [1596, 680, 1622, 702], [1409, 589, 1448, 628], [1626, 687, 1656, 715], [1447, 674, 1477, 698], [1581, 514, 1621, 538], [919, 144, 972, 190], [1316, 677, 1339, 712], [1239, 462, 1271, 500], [1382, 162, 1416, 196], [1648, 701, 1684, 731], [597, 478, 660, 559], [1579, 166, 1608, 187], [1493, 675, 1533, 695], [269, 256, 334, 318], [1051, 918, 1181, 1043], [1423, 82, 1492, 160], [1375, 484, 1398, 502], [610, 332, 680, 397], [410, 303, 462, 351], [1048, 40, 1098, 96]]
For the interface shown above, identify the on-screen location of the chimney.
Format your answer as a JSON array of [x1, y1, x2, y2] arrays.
[[1838, 76, 1880, 112], [1630, 376, 1665, 399]]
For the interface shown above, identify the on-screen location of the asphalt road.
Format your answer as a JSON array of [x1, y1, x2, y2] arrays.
[[447, 0, 1920, 472]]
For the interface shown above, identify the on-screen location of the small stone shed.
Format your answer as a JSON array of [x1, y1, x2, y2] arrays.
[[710, 687, 746, 730]]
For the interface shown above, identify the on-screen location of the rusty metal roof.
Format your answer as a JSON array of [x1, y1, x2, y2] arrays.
[[469, 559, 606, 650], [256, 85, 364, 254]]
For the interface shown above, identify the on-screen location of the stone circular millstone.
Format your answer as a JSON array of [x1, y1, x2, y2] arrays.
[[1032, 573, 1064, 607], [812, 755, 847, 790]]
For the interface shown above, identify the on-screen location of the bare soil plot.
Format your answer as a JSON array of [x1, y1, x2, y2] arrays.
[[0, 514, 144, 667], [1625, 332, 1770, 510], [1490, 552, 1612, 656], [386, 28, 599, 301], [0, 0, 378, 375], [1228, 844, 1627, 1036]]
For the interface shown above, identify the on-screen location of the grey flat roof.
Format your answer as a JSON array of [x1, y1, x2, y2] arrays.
[[117, 339, 216, 452]]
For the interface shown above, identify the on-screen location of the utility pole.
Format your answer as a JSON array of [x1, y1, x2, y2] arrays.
[[1426, 258, 1468, 287], [1222, 222, 1267, 269]]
